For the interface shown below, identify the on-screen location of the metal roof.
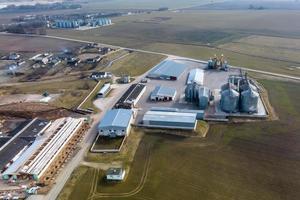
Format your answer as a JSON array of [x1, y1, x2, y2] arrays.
[[2, 137, 46, 175], [187, 68, 204, 85], [148, 60, 186, 78], [106, 168, 124, 176], [151, 86, 177, 97], [98, 109, 133, 129], [143, 111, 197, 124], [98, 83, 111, 94]]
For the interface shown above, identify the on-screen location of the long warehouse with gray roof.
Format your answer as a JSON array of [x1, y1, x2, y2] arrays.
[[147, 60, 186, 80], [142, 110, 197, 130]]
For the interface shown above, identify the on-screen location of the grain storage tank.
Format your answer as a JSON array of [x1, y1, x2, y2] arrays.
[[221, 82, 237, 91], [185, 83, 199, 102], [241, 87, 259, 113], [185, 84, 194, 102], [198, 86, 210, 110], [220, 88, 240, 113]]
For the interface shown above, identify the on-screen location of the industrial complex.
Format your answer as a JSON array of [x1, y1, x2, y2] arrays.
[[92, 55, 268, 155], [0, 33, 272, 199]]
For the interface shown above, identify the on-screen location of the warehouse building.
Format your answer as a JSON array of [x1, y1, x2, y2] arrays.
[[143, 110, 197, 130], [20, 118, 85, 182], [150, 107, 204, 120], [98, 109, 133, 137], [98, 83, 111, 98], [187, 68, 204, 85], [1, 118, 86, 182], [150, 86, 177, 101], [147, 60, 186, 80], [0, 118, 50, 175], [115, 84, 146, 109]]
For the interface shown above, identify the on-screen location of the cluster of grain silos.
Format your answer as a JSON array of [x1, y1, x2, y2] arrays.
[[185, 83, 211, 110], [90, 18, 112, 27], [207, 54, 228, 71], [220, 75, 259, 113], [55, 20, 80, 28]]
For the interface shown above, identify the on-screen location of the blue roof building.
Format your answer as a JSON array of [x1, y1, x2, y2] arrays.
[[147, 60, 186, 80], [98, 109, 133, 137]]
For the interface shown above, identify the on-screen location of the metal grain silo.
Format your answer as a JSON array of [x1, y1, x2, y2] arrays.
[[221, 82, 237, 91], [198, 86, 210, 110], [241, 88, 259, 113], [185, 83, 200, 102], [185, 83, 195, 102], [220, 88, 240, 113]]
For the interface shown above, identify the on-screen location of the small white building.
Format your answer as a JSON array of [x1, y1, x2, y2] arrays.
[[106, 168, 125, 181], [8, 53, 21, 60], [98, 83, 111, 98], [90, 72, 112, 80], [98, 109, 133, 137]]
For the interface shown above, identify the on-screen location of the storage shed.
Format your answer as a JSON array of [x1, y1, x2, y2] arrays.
[[98, 83, 111, 98], [150, 86, 177, 101], [106, 168, 126, 181]]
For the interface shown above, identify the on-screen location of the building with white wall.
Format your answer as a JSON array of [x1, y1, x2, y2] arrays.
[[98, 109, 133, 137]]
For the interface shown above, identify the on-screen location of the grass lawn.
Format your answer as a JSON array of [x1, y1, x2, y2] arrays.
[[108, 52, 166, 76], [56, 166, 94, 200], [92, 136, 125, 151], [59, 78, 300, 200], [79, 80, 105, 111]]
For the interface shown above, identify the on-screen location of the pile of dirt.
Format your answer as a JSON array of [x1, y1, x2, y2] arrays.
[[0, 102, 80, 120]]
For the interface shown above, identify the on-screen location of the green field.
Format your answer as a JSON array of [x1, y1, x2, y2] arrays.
[[58, 78, 300, 200], [48, 10, 300, 77], [108, 52, 166, 76]]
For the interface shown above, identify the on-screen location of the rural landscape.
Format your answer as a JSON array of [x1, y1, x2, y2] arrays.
[[0, 0, 299, 200]]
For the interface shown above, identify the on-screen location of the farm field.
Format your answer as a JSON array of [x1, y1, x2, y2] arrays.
[[108, 52, 166, 76], [78, 0, 214, 10], [218, 35, 300, 64], [58, 79, 300, 200], [0, 34, 83, 53], [48, 10, 300, 77], [144, 42, 300, 77]]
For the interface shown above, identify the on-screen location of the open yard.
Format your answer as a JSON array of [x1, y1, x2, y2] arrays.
[[58, 78, 300, 200]]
